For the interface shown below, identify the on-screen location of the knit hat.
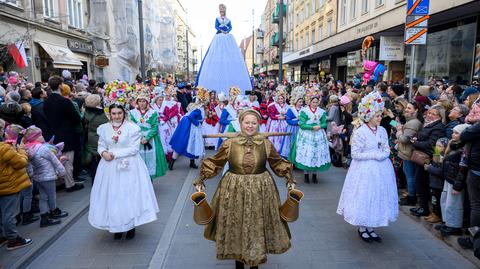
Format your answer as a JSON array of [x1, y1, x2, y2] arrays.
[[340, 95, 351, 105], [23, 126, 43, 143], [62, 70, 72, 79], [4, 124, 24, 144], [418, 85, 431, 97], [415, 95, 430, 109], [61, 84, 71, 97], [391, 85, 405, 96], [453, 123, 470, 134]]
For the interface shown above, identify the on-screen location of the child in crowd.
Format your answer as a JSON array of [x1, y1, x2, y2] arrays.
[[424, 137, 449, 223], [437, 124, 470, 236], [23, 126, 68, 227]]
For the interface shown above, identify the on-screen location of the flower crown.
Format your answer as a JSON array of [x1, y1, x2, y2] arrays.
[[358, 91, 385, 122], [290, 85, 305, 105], [229, 86, 241, 102], [104, 80, 133, 108], [195, 86, 209, 104], [304, 85, 320, 104]]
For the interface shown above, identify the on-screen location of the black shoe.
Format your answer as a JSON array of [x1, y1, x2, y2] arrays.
[[114, 233, 123, 240], [304, 174, 310, 184], [22, 212, 40, 225], [189, 159, 198, 169], [40, 213, 61, 227], [435, 224, 445, 231], [411, 207, 430, 217], [6, 236, 32, 251], [169, 159, 176, 170], [358, 229, 372, 242], [458, 236, 474, 249], [409, 207, 420, 213], [0, 237, 7, 248], [367, 230, 382, 242], [66, 183, 84, 193], [312, 174, 318, 184], [399, 196, 417, 206], [50, 208, 68, 219], [126, 228, 135, 240], [235, 260, 245, 269], [441, 226, 463, 236]]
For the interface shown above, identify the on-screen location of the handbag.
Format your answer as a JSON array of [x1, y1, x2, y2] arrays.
[[280, 189, 304, 222], [410, 150, 431, 166]]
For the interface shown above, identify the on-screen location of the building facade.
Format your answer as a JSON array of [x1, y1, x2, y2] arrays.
[[174, 0, 198, 81], [0, 0, 94, 82], [283, 0, 480, 85]]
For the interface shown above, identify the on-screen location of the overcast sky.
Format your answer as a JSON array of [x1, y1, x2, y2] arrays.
[[181, 0, 266, 59]]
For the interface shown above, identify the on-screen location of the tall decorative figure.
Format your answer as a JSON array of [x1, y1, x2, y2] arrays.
[[337, 92, 398, 243], [195, 4, 252, 95], [290, 90, 331, 183], [194, 110, 295, 269], [89, 104, 159, 240]]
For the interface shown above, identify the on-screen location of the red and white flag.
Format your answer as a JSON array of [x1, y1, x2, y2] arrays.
[[8, 42, 28, 69]]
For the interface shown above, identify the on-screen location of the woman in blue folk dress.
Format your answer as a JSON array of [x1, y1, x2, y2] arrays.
[[195, 4, 252, 95]]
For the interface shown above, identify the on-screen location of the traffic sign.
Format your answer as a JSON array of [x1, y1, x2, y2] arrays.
[[405, 28, 427, 45], [407, 0, 430, 16]]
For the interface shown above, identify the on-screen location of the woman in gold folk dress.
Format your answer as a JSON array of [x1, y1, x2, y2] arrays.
[[193, 109, 296, 269]]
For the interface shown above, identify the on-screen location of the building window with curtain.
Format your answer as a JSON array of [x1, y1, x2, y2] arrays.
[[361, 0, 368, 14], [67, 0, 84, 29], [340, 0, 347, 25], [311, 0, 316, 13], [327, 18, 333, 37], [375, 0, 385, 7], [318, 24, 323, 40], [43, 0, 58, 19], [351, 0, 357, 20], [305, 3, 309, 19], [300, 37, 303, 49], [3, 0, 21, 7], [306, 32, 309, 47]]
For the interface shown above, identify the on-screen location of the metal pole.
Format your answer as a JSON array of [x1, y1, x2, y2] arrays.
[[138, 0, 146, 80], [408, 45, 415, 102], [278, 0, 284, 83], [186, 27, 190, 81], [252, 9, 255, 77]]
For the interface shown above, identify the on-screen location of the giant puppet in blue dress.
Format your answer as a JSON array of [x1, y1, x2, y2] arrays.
[[195, 4, 252, 95]]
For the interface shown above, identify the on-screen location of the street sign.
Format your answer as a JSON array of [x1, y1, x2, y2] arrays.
[[407, 0, 430, 16], [405, 28, 427, 45]]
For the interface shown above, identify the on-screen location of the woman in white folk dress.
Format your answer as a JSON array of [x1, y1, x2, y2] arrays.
[[89, 104, 159, 240], [336, 92, 398, 243]]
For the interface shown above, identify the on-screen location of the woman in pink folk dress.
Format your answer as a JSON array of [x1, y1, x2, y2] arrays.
[[158, 86, 184, 161], [266, 89, 290, 152]]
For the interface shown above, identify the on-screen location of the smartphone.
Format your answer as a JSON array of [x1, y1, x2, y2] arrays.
[[389, 120, 398, 128]]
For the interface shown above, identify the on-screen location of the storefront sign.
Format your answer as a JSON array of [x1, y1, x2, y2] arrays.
[[299, 48, 310, 56], [67, 40, 94, 54], [355, 20, 379, 36], [380, 36, 405, 61], [95, 55, 109, 68], [336, 56, 347, 66]]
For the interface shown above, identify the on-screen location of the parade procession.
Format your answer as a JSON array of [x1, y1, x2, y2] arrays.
[[1, 0, 480, 268]]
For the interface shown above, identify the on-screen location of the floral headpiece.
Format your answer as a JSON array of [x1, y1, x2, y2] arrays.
[[290, 86, 305, 105], [195, 86, 209, 104], [104, 80, 133, 108], [358, 91, 385, 123], [304, 85, 320, 104], [229, 86, 241, 102], [275, 86, 287, 100]]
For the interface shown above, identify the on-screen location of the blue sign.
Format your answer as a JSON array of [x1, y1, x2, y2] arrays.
[[407, 0, 430, 15]]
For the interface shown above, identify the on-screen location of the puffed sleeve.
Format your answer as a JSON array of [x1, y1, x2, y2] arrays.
[[299, 110, 316, 130], [97, 124, 108, 155], [265, 139, 295, 184], [193, 139, 231, 185], [110, 124, 141, 158]]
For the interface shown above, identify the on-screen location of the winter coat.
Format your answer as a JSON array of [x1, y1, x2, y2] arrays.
[[27, 144, 66, 182], [0, 101, 25, 126], [397, 115, 422, 160], [43, 92, 82, 152], [0, 143, 31, 196], [327, 105, 341, 127], [426, 159, 444, 190], [442, 142, 466, 191], [84, 107, 108, 163], [30, 99, 53, 141], [460, 122, 480, 171], [413, 120, 446, 157]]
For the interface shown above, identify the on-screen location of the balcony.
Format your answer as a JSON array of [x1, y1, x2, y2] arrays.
[[271, 3, 287, 24]]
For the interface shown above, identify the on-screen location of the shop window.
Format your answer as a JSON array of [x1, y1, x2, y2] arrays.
[[351, 0, 357, 20], [361, 0, 368, 14], [340, 0, 347, 25], [68, 0, 84, 29], [43, 0, 58, 19]]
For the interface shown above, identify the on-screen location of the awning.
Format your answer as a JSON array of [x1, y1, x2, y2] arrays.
[[37, 42, 83, 70]]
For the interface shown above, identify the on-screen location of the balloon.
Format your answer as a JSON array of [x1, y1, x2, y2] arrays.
[[371, 64, 385, 82]]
